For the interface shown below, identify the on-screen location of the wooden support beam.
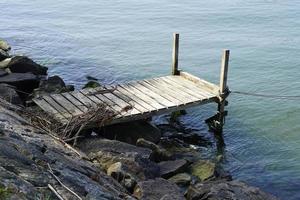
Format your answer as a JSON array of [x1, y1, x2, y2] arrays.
[[217, 49, 230, 130], [220, 49, 230, 93], [172, 33, 179, 75]]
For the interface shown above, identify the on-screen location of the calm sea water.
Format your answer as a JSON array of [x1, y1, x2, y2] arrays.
[[2, 0, 300, 199]]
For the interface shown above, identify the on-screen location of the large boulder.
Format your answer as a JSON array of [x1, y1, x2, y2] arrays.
[[186, 180, 278, 200], [0, 49, 9, 61], [0, 39, 11, 51], [79, 138, 152, 158], [133, 178, 184, 200], [7, 56, 48, 75], [158, 159, 189, 179], [0, 72, 40, 93], [34, 75, 74, 96], [0, 84, 22, 105], [99, 120, 161, 144]]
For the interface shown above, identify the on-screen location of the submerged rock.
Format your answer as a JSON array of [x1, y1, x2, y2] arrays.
[[83, 80, 101, 89], [186, 180, 278, 200], [0, 49, 9, 61], [133, 178, 184, 200], [0, 39, 11, 51], [0, 84, 22, 105], [34, 75, 74, 96], [7, 56, 47, 75], [191, 160, 216, 181], [158, 159, 189, 179]]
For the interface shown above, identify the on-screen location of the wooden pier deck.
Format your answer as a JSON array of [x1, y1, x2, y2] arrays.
[[33, 34, 230, 129]]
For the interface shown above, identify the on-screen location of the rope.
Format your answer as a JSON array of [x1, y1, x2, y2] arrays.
[[231, 90, 300, 100]]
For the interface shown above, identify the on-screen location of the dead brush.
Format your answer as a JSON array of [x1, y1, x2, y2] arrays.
[[21, 102, 129, 146]]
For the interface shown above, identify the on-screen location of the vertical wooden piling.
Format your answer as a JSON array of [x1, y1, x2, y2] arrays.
[[172, 33, 179, 75], [218, 49, 230, 129]]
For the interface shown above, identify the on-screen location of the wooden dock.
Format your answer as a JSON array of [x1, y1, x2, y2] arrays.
[[33, 34, 230, 130]]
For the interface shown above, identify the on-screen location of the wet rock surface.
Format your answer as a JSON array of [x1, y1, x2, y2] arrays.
[[168, 173, 192, 186], [33, 75, 74, 96], [133, 178, 185, 200], [7, 56, 48, 76], [0, 72, 40, 93], [0, 83, 22, 105], [186, 180, 278, 200], [158, 159, 189, 178]]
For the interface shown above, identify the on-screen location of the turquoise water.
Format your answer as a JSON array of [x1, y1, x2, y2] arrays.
[[2, 0, 300, 199]]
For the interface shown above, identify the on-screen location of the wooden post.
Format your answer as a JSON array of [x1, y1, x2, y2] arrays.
[[172, 33, 179, 75], [218, 49, 230, 129]]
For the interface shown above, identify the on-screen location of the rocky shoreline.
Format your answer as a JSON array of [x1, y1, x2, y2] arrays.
[[0, 39, 278, 199]]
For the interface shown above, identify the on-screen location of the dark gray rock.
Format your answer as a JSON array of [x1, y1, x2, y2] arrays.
[[136, 138, 173, 162], [81, 138, 160, 185], [133, 178, 184, 200], [0, 49, 9, 61], [79, 138, 152, 158], [0, 84, 22, 105], [158, 159, 189, 179], [0, 72, 39, 93], [0, 39, 11, 51], [0, 69, 8, 77], [0, 101, 130, 199], [186, 180, 278, 200], [7, 56, 47, 75], [34, 75, 74, 96], [168, 173, 192, 186], [99, 120, 161, 145]]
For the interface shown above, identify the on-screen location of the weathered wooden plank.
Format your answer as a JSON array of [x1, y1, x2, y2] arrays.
[[128, 82, 176, 108], [114, 86, 154, 112], [109, 95, 215, 125], [162, 76, 208, 99], [137, 80, 182, 105], [179, 71, 219, 94], [151, 78, 199, 102], [42, 95, 73, 119], [145, 79, 193, 104], [102, 92, 140, 115], [33, 98, 67, 122], [51, 93, 84, 116], [165, 76, 214, 98], [61, 92, 89, 113], [119, 84, 165, 110], [69, 90, 98, 109], [172, 76, 217, 99]]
